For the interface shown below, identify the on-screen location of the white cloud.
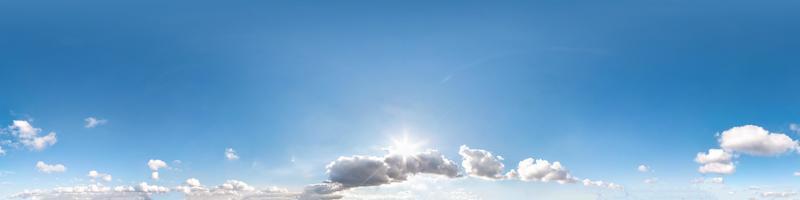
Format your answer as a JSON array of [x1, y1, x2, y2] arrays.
[[11, 182, 173, 200], [186, 178, 201, 187], [0, 146, 5, 156], [791, 123, 800, 134], [8, 120, 57, 151], [582, 179, 623, 190], [147, 159, 168, 180], [508, 158, 576, 184], [695, 149, 735, 174], [148, 159, 168, 171], [36, 161, 66, 173], [84, 117, 107, 128], [226, 148, 239, 161], [88, 170, 112, 182], [178, 179, 296, 200], [690, 177, 724, 184], [643, 177, 658, 184], [718, 125, 798, 156], [637, 164, 650, 172], [761, 191, 798, 198], [458, 145, 506, 179]]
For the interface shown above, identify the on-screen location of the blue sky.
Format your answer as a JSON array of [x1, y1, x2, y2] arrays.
[[2, 0, 800, 199]]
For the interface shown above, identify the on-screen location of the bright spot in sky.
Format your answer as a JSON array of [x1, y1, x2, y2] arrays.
[[390, 133, 424, 156]]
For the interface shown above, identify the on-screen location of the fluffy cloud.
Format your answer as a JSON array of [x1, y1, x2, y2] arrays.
[[637, 164, 650, 172], [718, 125, 798, 156], [458, 145, 506, 179], [178, 179, 297, 200], [147, 159, 168, 171], [8, 120, 57, 151], [303, 148, 461, 199], [643, 177, 658, 184], [225, 148, 239, 161], [84, 117, 107, 128], [326, 149, 459, 188], [791, 123, 800, 134], [508, 158, 576, 184], [88, 170, 112, 182], [151, 172, 160, 180], [12, 182, 169, 200], [147, 159, 168, 180], [36, 161, 66, 174], [695, 149, 735, 174], [0, 146, 5, 156]]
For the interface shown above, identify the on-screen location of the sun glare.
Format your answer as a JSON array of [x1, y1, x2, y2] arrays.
[[390, 133, 423, 156]]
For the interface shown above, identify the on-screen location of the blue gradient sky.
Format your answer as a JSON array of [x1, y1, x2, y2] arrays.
[[2, 0, 800, 199]]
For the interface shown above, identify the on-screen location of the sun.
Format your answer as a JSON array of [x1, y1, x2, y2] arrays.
[[390, 133, 424, 156]]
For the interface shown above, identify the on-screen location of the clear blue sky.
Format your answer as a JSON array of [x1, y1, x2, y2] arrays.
[[1, 0, 800, 199]]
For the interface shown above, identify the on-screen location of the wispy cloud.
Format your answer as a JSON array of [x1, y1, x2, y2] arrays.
[[226, 148, 240, 161], [84, 117, 107, 128]]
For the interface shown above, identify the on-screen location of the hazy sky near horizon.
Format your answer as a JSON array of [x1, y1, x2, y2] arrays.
[[2, 0, 800, 199]]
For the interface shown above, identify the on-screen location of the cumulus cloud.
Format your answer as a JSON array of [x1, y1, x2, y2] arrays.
[[12, 182, 171, 200], [147, 160, 168, 171], [0, 146, 5, 156], [791, 123, 800, 134], [36, 161, 66, 174], [8, 120, 57, 151], [508, 158, 576, 184], [643, 177, 658, 184], [178, 179, 297, 200], [695, 149, 735, 174], [301, 147, 462, 199], [225, 148, 239, 161], [637, 164, 650, 172], [458, 145, 506, 179], [88, 170, 112, 182], [84, 117, 107, 128], [718, 125, 798, 156], [147, 159, 168, 180], [326, 149, 459, 188]]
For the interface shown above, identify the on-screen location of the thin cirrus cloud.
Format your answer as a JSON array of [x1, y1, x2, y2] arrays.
[[84, 117, 107, 128], [691, 177, 724, 184], [790, 123, 800, 134], [637, 164, 650, 172], [225, 148, 240, 161], [35, 161, 66, 174]]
